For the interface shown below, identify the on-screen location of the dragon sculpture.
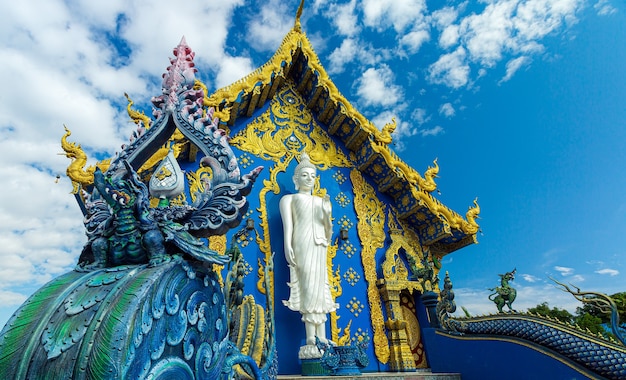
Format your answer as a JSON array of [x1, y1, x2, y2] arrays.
[[488, 268, 517, 313]]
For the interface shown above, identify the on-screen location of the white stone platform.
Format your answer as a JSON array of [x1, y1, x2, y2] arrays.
[[277, 369, 461, 380]]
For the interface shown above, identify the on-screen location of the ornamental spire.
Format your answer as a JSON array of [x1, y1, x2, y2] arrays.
[[294, 0, 305, 31], [152, 36, 198, 114]]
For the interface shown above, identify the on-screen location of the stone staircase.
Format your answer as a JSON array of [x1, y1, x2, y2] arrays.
[[277, 369, 461, 380]]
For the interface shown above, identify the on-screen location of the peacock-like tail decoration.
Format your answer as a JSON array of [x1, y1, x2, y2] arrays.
[[553, 278, 625, 346], [0, 38, 268, 379]]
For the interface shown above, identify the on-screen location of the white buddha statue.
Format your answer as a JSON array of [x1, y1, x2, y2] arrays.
[[280, 152, 338, 358]]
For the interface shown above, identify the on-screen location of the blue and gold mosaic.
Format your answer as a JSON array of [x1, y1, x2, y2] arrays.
[[346, 297, 365, 317], [334, 192, 351, 207], [340, 240, 357, 259], [343, 267, 361, 286]]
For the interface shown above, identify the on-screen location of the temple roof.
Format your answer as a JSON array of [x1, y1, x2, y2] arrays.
[[204, 11, 480, 255]]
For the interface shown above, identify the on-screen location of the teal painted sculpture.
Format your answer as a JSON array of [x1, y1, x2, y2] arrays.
[[488, 268, 517, 313], [0, 38, 269, 379], [315, 337, 369, 376]]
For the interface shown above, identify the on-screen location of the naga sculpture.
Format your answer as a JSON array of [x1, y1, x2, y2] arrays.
[[0, 38, 271, 380], [489, 268, 517, 313], [78, 158, 261, 269]]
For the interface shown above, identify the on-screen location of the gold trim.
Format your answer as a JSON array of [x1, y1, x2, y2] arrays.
[[351, 169, 389, 363]]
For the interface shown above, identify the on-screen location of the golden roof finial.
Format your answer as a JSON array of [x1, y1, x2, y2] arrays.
[[294, 0, 305, 31]]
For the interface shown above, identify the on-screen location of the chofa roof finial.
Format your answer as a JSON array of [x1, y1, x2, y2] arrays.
[[294, 0, 305, 31]]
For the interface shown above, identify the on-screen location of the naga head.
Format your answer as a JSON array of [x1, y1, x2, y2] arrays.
[[93, 160, 145, 211]]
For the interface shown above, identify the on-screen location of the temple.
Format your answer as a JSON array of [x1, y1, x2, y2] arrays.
[[0, 2, 624, 380]]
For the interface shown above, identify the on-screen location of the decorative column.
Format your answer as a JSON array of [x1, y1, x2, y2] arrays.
[[377, 279, 417, 372]]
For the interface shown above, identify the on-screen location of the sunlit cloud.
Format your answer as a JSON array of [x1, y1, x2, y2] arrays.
[[419, 125, 444, 137], [499, 56, 531, 84], [245, 0, 293, 52], [439, 103, 455, 118], [554, 266, 574, 276], [355, 65, 403, 107], [595, 0, 618, 15], [327, 0, 360, 37], [595, 268, 619, 276], [427, 47, 470, 88], [411, 108, 430, 126], [362, 0, 428, 33], [521, 273, 541, 283]]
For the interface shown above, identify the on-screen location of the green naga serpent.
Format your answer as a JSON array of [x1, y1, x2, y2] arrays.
[[489, 269, 517, 313]]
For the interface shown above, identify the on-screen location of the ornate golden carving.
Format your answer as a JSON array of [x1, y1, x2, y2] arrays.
[[209, 235, 227, 287], [230, 82, 351, 298], [230, 82, 350, 169], [204, 26, 381, 139], [61, 126, 110, 193], [465, 197, 481, 234], [186, 166, 214, 204], [370, 138, 439, 193], [327, 240, 344, 342], [406, 183, 480, 236], [374, 117, 396, 145], [350, 169, 389, 363], [124, 92, 151, 130]]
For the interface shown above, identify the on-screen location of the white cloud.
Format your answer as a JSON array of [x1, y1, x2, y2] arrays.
[[595, 0, 617, 15], [362, 0, 428, 33], [595, 268, 619, 276], [355, 65, 403, 107], [327, 0, 360, 37], [427, 46, 470, 88], [426, 0, 586, 87], [419, 125, 444, 137], [431, 5, 460, 29], [521, 273, 541, 282], [328, 38, 359, 74], [554, 266, 574, 276], [570, 274, 585, 283], [439, 24, 460, 49], [245, 0, 293, 52], [439, 103, 455, 118], [327, 38, 390, 75], [214, 55, 255, 89], [499, 55, 531, 84], [458, 1, 517, 67], [399, 29, 430, 54], [411, 108, 430, 126]]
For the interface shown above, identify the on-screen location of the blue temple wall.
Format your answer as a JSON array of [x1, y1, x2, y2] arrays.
[[421, 328, 600, 380], [211, 87, 407, 374]]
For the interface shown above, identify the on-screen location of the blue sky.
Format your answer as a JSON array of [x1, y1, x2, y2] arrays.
[[0, 0, 624, 327]]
